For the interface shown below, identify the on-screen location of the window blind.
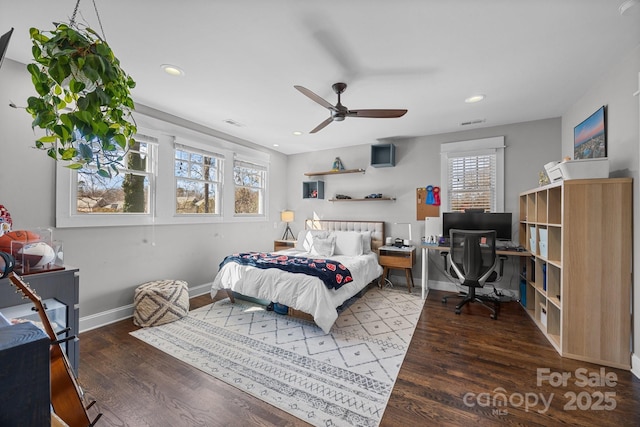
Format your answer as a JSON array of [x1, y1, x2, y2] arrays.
[[448, 153, 497, 212]]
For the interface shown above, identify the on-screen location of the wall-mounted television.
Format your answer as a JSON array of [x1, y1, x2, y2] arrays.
[[0, 28, 14, 71], [574, 105, 606, 159]]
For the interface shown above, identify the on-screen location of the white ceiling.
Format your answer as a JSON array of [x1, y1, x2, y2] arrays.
[[2, 0, 639, 155]]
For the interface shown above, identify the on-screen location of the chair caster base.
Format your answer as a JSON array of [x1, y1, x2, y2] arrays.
[[455, 308, 461, 315]]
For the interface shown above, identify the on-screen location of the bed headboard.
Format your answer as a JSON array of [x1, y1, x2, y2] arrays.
[[304, 219, 385, 252]]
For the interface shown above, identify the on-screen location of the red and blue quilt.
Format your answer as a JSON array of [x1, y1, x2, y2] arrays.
[[219, 252, 353, 290]]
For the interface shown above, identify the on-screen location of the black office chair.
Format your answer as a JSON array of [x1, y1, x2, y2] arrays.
[[441, 229, 502, 319]]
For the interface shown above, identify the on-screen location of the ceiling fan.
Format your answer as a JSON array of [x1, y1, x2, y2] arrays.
[[294, 82, 408, 133]]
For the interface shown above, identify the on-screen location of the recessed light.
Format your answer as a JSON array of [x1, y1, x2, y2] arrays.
[[161, 64, 185, 77], [273, 143, 280, 147], [292, 131, 303, 136], [465, 94, 485, 103]]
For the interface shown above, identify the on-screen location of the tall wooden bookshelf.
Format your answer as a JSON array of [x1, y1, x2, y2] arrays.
[[519, 178, 632, 369]]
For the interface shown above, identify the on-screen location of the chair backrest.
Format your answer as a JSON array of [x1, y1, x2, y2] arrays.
[[448, 229, 498, 287]]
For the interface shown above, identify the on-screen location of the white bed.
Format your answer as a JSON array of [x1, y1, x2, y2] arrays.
[[210, 220, 384, 333]]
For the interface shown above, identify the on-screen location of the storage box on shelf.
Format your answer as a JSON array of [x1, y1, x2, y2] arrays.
[[370, 143, 395, 167], [519, 178, 632, 369], [302, 180, 324, 199]]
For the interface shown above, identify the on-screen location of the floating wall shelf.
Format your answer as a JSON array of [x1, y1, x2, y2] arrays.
[[328, 197, 396, 202], [304, 168, 365, 177]]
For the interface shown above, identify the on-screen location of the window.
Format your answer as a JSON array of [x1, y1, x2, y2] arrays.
[[234, 159, 266, 216], [447, 154, 496, 212], [57, 114, 271, 227], [440, 136, 505, 212], [174, 145, 223, 215], [76, 139, 155, 214]]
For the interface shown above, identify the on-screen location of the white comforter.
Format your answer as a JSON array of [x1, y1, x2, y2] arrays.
[[210, 249, 382, 333]]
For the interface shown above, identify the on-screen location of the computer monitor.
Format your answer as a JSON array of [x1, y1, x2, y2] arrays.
[[442, 212, 513, 241]]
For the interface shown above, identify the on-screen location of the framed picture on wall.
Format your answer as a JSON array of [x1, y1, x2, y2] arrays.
[[574, 106, 607, 159]]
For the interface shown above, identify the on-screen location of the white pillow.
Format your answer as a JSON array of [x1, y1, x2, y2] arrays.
[[295, 230, 329, 252], [360, 231, 373, 254], [333, 231, 363, 256], [310, 235, 336, 257]]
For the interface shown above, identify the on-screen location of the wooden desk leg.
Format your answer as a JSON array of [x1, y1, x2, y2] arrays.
[[405, 268, 413, 293], [379, 267, 390, 288]]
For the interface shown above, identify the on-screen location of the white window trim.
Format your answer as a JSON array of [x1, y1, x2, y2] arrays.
[[55, 129, 159, 228], [56, 114, 270, 228], [440, 136, 505, 213], [174, 141, 225, 218]]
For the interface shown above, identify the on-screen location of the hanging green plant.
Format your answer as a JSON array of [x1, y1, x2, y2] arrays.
[[26, 22, 137, 177]]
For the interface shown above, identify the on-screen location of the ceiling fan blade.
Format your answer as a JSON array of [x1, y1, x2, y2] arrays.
[[294, 85, 336, 110], [310, 117, 334, 133], [347, 109, 408, 118]]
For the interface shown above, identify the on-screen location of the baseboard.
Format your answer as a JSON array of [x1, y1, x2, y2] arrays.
[[187, 282, 214, 298], [632, 353, 640, 379], [79, 282, 214, 333], [425, 279, 458, 292], [79, 304, 135, 333]]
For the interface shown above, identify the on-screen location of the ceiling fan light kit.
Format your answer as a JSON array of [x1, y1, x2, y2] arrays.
[[294, 82, 407, 133]]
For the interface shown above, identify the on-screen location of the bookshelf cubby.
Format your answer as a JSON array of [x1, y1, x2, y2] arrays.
[[519, 178, 632, 369]]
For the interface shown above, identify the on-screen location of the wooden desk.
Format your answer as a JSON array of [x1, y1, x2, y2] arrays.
[[378, 245, 416, 293], [419, 245, 530, 299]]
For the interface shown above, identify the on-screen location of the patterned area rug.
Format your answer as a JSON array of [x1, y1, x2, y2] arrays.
[[130, 286, 425, 427]]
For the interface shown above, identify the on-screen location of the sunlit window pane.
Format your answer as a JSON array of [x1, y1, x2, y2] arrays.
[[75, 140, 153, 215], [235, 187, 260, 214], [175, 179, 217, 214], [234, 160, 266, 215], [174, 147, 222, 215]]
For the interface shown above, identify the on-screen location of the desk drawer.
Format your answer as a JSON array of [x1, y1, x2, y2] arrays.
[[379, 255, 412, 268]]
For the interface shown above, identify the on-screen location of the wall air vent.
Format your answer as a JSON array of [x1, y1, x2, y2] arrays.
[[460, 119, 486, 126]]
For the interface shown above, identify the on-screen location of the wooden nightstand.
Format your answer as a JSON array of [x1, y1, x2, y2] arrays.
[[274, 240, 296, 251], [378, 245, 416, 293]]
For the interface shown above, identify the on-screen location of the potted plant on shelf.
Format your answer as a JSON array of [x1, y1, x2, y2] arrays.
[[25, 22, 137, 177]]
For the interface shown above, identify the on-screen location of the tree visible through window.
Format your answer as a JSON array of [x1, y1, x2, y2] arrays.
[[76, 140, 153, 214], [234, 160, 266, 215], [174, 147, 222, 215]]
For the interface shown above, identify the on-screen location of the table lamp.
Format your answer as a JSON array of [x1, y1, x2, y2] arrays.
[[281, 210, 295, 240]]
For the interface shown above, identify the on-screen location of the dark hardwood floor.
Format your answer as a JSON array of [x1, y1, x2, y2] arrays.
[[78, 290, 640, 426]]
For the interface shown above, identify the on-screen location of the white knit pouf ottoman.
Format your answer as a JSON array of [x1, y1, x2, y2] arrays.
[[133, 280, 189, 327]]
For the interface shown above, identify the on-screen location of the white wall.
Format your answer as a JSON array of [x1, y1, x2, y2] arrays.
[[0, 58, 289, 329], [560, 44, 640, 376], [286, 117, 561, 293]]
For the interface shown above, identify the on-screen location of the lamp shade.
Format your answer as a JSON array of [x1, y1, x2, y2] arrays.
[[280, 210, 294, 223]]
